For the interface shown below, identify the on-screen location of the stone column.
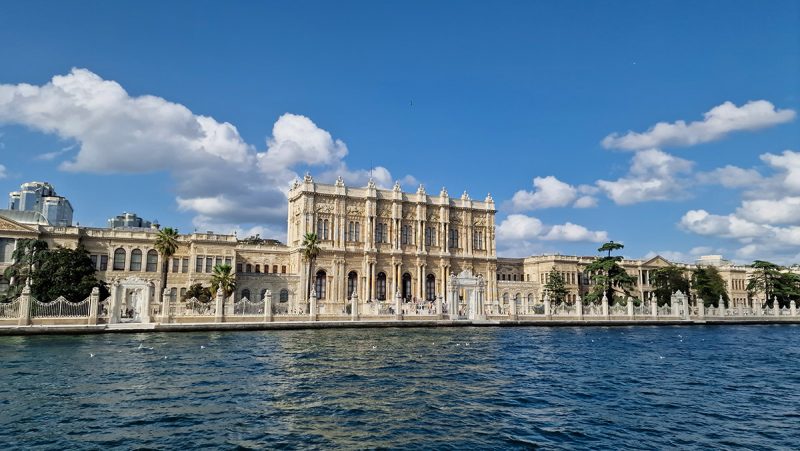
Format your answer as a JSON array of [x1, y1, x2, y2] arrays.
[[309, 288, 318, 321], [651, 294, 658, 319], [18, 282, 32, 326], [264, 289, 272, 322], [110, 281, 121, 324], [774, 296, 780, 317], [697, 299, 705, 319], [757, 298, 764, 316], [351, 290, 359, 321], [791, 299, 797, 317], [160, 287, 171, 324], [627, 296, 634, 318], [436, 293, 443, 318], [510, 293, 517, 319], [141, 282, 153, 324], [544, 294, 551, 318], [601, 292, 609, 318], [394, 290, 402, 320], [215, 287, 224, 323], [88, 287, 99, 325], [576, 295, 583, 320]]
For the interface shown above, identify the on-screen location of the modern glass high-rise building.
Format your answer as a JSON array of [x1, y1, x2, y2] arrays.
[[7, 181, 73, 227]]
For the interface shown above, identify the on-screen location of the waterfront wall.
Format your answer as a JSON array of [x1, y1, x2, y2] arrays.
[[2, 288, 798, 331]]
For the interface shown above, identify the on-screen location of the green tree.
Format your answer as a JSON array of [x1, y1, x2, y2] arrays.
[[544, 268, 569, 304], [3, 241, 106, 302], [651, 266, 690, 306], [747, 260, 782, 307], [2, 239, 49, 300], [33, 245, 108, 302], [301, 232, 321, 300], [154, 227, 179, 295], [183, 282, 212, 303], [585, 241, 637, 305], [210, 264, 236, 299], [692, 266, 729, 307], [773, 272, 800, 308]]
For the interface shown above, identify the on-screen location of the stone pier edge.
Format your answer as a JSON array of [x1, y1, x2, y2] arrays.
[[1, 318, 799, 336]]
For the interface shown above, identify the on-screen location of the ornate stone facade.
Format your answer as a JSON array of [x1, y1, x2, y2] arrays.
[[0, 176, 795, 313]]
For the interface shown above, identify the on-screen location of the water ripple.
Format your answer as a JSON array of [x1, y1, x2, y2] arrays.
[[1, 325, 799, 449]]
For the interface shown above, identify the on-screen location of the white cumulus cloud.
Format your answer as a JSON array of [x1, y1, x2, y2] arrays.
[[597, 149, 694, 205], [602, 100, 795, 151], [496, 214, 607, 257], [0, 68, 414, 236], [509, 176, 578, 210]]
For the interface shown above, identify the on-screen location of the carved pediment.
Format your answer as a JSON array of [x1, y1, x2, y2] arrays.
[[0, 215, 39, 234]]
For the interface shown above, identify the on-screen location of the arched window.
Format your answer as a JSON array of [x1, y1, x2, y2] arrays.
[[515, 293, 521, 305], [241, 289, 251, 300], [180, 287, 187, 300], [245, 264, 252, 273], [315, 270, 327, 299], [170, 287, 177, 302], [280, 289, 289, 303], [347, 271, 357, 300], [264, 265, 269, 274], [355, 222, 360, 241], [426, 274, 436, 301], [146, 250, 158, 272], [273, 265, 278, 273], [377, 272, 387, 301], [281, 265, 286, 274], [260, 289, 267, 301], [402, 273, 412, 301], [255, 264, 260, 273], [113, 248, 126, 271], [130, 249, 142, 271], [502, 292, 509, 305]]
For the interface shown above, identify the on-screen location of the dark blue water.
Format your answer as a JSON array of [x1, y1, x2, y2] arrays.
[[1, 325, 798, 450]]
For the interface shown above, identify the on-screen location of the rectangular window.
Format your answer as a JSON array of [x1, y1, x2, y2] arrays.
[[273, 265, 278, 273], [225, 257, 231, 267], [449, 228, 459, 249], [425, 227, 435, 247], [90, 254, 98, 269], [281, 265, 286, 274], [172, 258, 179, 273], [205, 257, 213, 273], [215, 256, 222, 268], [196, 256, 203, 273], [236, 263, 243, 273], [182, 257, 189, 273], [99, 255, 108, 271]]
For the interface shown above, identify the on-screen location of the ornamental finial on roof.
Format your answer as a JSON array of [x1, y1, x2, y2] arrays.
[[485, 193, 494, 203], [461, 190, 470, 201], [303, 172, 313, 183], [367, 177, 376, 189], [417, 184, 426, 195], [393, 181, 402, 192], [335, 175, 345, 187], [440, 187, 448, 197]]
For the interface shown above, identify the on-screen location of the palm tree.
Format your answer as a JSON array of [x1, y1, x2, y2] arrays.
[[301, 232, 321, 300], [154, 227, 179, 296], [210, 264, 235, 299]]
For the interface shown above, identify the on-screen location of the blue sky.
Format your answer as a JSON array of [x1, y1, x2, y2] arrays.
[[0, 1, 798, 263]]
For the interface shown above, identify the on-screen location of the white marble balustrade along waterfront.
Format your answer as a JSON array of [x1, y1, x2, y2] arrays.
[[1, 288, 799, 328]]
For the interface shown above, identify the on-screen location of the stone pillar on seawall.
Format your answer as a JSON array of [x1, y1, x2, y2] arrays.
[[215, 288, 225, 323]]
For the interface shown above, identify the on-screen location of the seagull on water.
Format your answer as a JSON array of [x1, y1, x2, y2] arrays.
[[90, 353, 95, 358], [200, 345, 206, 349]]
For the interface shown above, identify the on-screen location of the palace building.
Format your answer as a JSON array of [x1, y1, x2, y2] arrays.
[[0, 176, 774, 314]]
